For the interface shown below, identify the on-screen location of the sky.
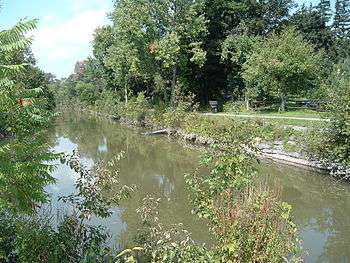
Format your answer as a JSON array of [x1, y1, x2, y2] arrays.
[[0, 0, 113, 78], [0, 0, 334, 79]]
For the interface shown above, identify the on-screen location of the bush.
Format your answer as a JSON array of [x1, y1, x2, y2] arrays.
[[304, 59, 350, 171], [117, 92, 150, 122], [0, 211, 17, 261], [324, 60, 350, 166], [94, 90, 119, 115], [0, 212, 108, 263], [216, 188, 301, 263], [223, 100, 248, 113], [185, 131, 302, 262], [76, 82, 100, 106]]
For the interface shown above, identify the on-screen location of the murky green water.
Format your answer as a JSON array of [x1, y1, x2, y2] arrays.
[[47, 112, 350, 262]]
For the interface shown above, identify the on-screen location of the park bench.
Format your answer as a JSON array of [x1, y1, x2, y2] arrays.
[[209, 100, 218, 113]]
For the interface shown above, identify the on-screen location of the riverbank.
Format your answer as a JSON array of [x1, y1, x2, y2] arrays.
[[47, 111, 350, 263], [82, 107, 348, 178]]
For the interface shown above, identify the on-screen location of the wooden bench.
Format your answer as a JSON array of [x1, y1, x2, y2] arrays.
[[209, 100, 218, 113]]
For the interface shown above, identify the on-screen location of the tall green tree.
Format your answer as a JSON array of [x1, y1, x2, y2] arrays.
[[106, 0, 158, 104], [106, 0, 207, 105], [334, 0, 350, 38], [199, 0, 294, 103], [289, 5, 334, 52], [318, 0, 332, 23], [92, 26, 115, 91], [242, 27, 323, 111], [221, 34, 261, 106]]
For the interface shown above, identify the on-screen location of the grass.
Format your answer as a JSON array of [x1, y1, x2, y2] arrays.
[[238, 108, 321, 118], [207, 104, 329, 127], [207, 114, 320, 128]]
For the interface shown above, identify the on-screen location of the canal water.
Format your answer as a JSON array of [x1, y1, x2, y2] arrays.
[[46, 112, 350, 263]]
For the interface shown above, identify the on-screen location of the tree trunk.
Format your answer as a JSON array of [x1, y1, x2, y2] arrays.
[[280, 95, 287, 112], [124, 84, 128, 105], [163, 88, 168, 104], [245, 91, 250, 111], [170, 66, 177, 107]]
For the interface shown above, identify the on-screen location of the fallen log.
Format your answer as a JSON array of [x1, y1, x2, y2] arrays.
[[143, 129, 169, 136]]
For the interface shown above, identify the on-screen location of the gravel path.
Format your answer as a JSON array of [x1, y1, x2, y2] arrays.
[[203, 112, 330, 122]]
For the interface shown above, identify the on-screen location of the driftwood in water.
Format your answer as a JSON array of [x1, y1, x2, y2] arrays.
[[143, 129, 170, 136]]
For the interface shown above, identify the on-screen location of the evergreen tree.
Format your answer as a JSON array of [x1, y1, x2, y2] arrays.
[[318, 0, 332, 23], [334, 0, 350, 38]]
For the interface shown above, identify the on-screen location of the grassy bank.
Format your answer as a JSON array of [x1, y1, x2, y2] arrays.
[[74, 91, 350, 180]]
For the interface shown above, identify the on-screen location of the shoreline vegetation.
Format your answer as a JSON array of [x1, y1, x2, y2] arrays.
[[79, 101, 348, 179], [2, 0, 350, 261]]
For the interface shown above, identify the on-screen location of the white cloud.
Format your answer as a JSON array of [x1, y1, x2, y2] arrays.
[[70, 0, 108, 12], [31, 4, 110, 77]]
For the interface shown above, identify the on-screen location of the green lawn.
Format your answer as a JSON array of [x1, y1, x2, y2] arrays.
[[234, 107, 323, 119], [207, 114, 320, 128], [205, 106, 331, 127]]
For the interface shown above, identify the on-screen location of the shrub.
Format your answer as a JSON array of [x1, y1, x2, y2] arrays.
[[117, 196, 215, 263], [117, 92, 150, 122], [302, 59, 350, 172], [216, 188, 301, 263], [76, 82, 100, 106], [0, 210, 17, 261], [0, 212, 109, 263], [324, 59, 350, 166], [185, 132, 302, 262], [94, 90, 119, 115], [14, 216, 57, 263], [223, 100, 248, 113]]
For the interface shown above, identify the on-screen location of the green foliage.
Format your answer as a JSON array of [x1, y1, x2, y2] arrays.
[[94, 90, 119, 115], [0, 210, 16, 261], [117, 92, 150, 122], [118, 196, 215, 263], [0, 211, 108, 263], [327, 60, 350, 161], [0, 18, 56, 213], [222, 34, 261, 99], [243, 27, 323, 111], [289, 5, 334, 52], [334, 0, 350, 38], [76, 81, 100, 105], [60, 151, 136, 219], [223, 100, 248, 113], [216, 189, 301, 263], [312, 59, 350, 169], [185, 139, 301, 262]]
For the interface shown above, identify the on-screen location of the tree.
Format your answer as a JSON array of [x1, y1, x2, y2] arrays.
[[106, 0, 158, 104], [92, 26, 115, 91], [334, 0, 350, 38], [318, 0, 332, 23], [323, 59, 350, 166], [289, 5, 334, 52], [8, 47, 56, 109], [106, 0, 207, 105], [221, 34, 261, 108], [242, 27, 323, 111], [0, 19, 55, 213], [199, 0, 294, 103]]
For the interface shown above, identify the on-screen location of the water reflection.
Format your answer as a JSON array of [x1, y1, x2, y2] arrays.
[[260, 163, 350, 263], [48, 112, 211, 250], [48, 112, 350, 262]]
